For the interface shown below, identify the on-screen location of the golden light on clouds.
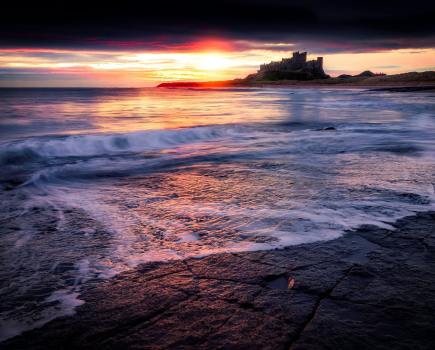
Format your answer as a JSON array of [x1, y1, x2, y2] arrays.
[[325, 49, 435, 75], [0, 44, 434, 87]]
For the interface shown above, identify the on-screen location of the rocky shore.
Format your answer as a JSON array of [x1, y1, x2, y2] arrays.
[[3, 212, 435, 349]]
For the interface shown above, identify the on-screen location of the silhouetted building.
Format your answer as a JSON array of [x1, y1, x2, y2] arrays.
[[249, 51, 328, 80]]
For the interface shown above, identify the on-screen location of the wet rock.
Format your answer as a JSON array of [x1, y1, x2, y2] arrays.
[[320, 126, 336, 131], [315, 126, 336, 131], [3, 212, 435, 350], [265, 275, 289, 290], [52, 262, 75, 274]]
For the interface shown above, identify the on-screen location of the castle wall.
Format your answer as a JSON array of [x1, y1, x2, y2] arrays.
[[257, 52, 326, 78]]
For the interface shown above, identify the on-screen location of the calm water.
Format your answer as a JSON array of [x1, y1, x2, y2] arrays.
[[1, 87, 435, 340]]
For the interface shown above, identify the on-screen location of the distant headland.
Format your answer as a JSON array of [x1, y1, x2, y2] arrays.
[[157, 51, 435, 89]]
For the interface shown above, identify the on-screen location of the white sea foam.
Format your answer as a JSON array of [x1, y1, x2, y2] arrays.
[[0, 289, 84, 342], [0, 126, 239, 164]]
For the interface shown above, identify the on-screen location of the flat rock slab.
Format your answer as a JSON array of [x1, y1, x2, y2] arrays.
[[3, 212, 435, 350]]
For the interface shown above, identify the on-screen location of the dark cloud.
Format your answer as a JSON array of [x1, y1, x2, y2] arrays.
[[1, 0, 434, 51]]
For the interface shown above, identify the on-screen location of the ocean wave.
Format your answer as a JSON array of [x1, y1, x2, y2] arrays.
[[0, 126, 235, 165]]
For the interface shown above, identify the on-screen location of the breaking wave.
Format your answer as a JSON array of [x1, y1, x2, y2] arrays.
[[0, 126, 238, 165]]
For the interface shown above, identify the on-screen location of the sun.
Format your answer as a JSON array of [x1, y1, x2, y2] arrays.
[[197, 54, 230, 71]]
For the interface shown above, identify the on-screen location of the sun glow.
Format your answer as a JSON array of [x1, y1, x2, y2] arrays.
[[196, 54, 230, 71]]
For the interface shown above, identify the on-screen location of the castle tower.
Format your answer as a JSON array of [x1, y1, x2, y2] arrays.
[[254, 51, 328, 80], [292, 51, 307, 63], [291, 51, 307, 69], [316, 57, 323, 70]]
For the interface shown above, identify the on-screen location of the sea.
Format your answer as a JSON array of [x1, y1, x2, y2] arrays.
[[1, 86, 435, 340]]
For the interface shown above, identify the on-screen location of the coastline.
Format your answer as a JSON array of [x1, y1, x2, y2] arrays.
[[157, 82, 435, 91], [3, 211, 435, 349], [156, 71, 435, 90]]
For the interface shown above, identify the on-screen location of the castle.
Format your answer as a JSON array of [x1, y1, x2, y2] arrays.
[[249, 51, 328, 81]]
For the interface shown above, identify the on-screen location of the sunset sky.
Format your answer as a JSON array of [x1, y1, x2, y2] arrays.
[[1, 0, 434, 87]]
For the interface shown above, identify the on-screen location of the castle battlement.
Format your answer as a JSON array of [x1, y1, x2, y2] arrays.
[[256, 51, 327, 80]]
